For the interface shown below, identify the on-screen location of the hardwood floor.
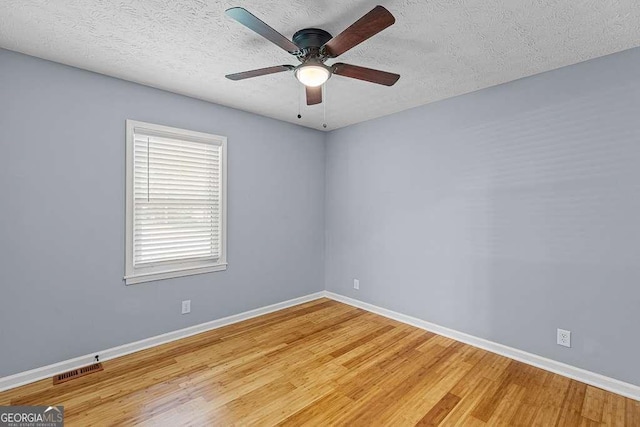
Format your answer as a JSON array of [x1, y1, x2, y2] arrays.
[[1, 298, 638, 426]]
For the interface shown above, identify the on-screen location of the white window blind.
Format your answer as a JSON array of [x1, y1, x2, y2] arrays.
[[125, 121, 227, 285]]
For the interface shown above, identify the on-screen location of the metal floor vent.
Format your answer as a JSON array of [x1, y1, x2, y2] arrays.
[[53, 363, 103, 385]]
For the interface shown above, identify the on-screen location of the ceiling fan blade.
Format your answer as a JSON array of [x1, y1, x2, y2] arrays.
[[306, 86, 322, 105], [226, 65, 294, 81], [332, 63, 400, 86], [322, 6, 395, 58], [225, 7, 300, 54]]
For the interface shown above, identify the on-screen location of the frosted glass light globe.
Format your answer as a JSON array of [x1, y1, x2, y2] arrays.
[[295, 65, 330, 87]]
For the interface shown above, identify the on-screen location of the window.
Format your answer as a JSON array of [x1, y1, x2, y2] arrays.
[[125, 120, 227, 285]]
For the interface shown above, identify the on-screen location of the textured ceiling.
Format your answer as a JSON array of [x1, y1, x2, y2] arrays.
[[1, 1, 640, 131]]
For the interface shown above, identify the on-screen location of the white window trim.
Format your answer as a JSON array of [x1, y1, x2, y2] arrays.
[[124, 120, 227, 285]]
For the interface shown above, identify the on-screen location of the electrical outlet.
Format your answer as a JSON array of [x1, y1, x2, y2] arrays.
[[181, 300, 191, 314], [557, 328, 571, 348], [353, 279, 360, 290]]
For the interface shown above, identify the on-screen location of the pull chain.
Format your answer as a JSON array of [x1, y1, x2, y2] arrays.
[[297, 85, 302, 119], [322, 83, 327, 129]]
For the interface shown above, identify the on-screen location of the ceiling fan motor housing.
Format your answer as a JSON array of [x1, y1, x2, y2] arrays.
[[293, 28, 333, 51]]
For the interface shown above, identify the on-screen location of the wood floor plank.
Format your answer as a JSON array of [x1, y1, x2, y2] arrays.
[[415, 392, 462, 426], [277, 391, 354, 426], [380, 350, 478, 425], [556, 380, 589, 426], [582, 385, 607, 422], [0, 298, 637, 426], [471, 361, 521, 422], [602, 391, 627, 426], [487, 382, 527, 426], [328, 324, 396, 358], [440, 377, 497, 426], [626, 398, 640, 426]]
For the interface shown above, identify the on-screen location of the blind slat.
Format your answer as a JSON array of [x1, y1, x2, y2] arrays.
[[135, 175, 217, 185], [135, 222, 220, 228], [135, 244, 218, 257], [134, 134, 220, 152], [136, 252, 216, 265], [135, 150, 219, 165], [134, 184, 219, 192], [133, 200, 218, 206], [135, 235, 216, 245], [134, 157, 219, 171], [135, 145, 220, 162]]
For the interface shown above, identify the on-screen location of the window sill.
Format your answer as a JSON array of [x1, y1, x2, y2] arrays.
[[124, 263, 228, 285]]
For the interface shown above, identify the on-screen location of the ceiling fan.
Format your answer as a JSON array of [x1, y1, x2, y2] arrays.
[[224, 5, 400, 106]]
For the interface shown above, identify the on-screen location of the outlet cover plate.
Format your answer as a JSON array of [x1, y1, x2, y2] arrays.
[[182, 300, 191, 314], [557, 328, 571, 348], [353, 279, 360, 290]]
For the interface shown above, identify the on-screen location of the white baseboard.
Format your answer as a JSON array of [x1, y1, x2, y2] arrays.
[[0, 291, 325, 392], [324, 291, 640, 402]]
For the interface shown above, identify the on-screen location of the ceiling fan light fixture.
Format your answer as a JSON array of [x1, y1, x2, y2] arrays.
[[295, 64, 331, 87], [225, 6, 400, 105]]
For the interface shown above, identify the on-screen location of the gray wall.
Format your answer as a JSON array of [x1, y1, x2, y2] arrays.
[[0, 49, 325, 377], [325, 47, 640, 386]]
